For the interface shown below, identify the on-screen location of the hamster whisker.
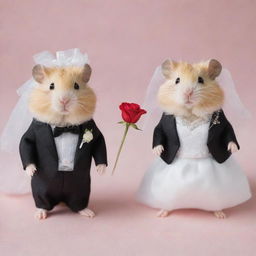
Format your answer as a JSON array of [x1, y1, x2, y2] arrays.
[[195, 89, 221, 96], [77, 102, 90, 112], [37, 102, 51, 108]]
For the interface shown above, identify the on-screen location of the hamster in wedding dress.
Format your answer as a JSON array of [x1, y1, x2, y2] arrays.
[[137, 59, 251, 218]]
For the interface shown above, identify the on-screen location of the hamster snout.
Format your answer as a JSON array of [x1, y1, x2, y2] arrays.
[[184, 88, 194, 104], [53, 92, 76, 114], [59, 96, 71, 106], [59, 96, 71, 113]]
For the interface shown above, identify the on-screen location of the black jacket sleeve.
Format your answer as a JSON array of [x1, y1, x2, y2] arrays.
[[92, 121, 108, 166], [19, 120, 37, 170], [221, 111, 240, 150], [153, 114, 165, 148]]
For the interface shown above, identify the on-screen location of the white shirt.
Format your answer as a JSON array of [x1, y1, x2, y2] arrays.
[[51, 126, 79, 171]]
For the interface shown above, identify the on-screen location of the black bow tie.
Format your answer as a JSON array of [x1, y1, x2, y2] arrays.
[[53, 126, 80, 137]]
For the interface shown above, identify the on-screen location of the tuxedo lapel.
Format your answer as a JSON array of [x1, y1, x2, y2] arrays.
[[156, 113, 180, 164], [36, 122, 58, 161], [164, 114, 179, 146], [208, 110, 221, 143], [45, 125, 59, 161], [74, 121, 93, 165], [75, 124, 85, 154], [163, 114, 175, 131]]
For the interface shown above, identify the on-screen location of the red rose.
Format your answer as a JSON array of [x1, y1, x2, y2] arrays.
[[119, 103, 147, 123], [113, 102, 147, 174]]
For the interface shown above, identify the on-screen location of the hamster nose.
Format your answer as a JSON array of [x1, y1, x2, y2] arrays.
[[185, 89, 193, 98], [59, 97, 70, 105]]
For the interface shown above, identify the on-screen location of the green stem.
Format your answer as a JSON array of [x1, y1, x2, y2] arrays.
[[112, 123, 130, 175]]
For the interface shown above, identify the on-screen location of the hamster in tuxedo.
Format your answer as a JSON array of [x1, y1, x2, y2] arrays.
[[20, 64, 108, 220], [137, 59, 251, 218]]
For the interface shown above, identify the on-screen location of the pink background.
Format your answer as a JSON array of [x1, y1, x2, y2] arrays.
[[0, 0, 255, 255]]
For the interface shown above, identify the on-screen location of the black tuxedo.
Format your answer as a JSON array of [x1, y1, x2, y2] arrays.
[[153, 110, 239, 164], [19, 118, 107, 211]]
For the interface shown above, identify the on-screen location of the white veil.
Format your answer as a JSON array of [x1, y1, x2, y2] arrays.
[[0, 48, 89, 194], [141, 64, 251, 132]]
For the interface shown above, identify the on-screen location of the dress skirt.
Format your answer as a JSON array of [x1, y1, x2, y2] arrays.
[[137, 156, 251, 211]]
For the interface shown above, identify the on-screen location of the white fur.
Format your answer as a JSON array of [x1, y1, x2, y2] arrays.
[[25, 164, 37, 177]]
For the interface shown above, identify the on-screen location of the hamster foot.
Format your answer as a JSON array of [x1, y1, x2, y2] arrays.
[[79, 208, 95, 218], [214, 211, 226, 219], [35, 208, 48, 220], [157, 209, 169, 218]]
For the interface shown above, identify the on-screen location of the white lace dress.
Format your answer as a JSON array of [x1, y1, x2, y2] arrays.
[[137, 117, 251, 211]]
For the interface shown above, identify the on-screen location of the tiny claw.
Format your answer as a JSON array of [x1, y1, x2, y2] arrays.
[[25, 164, 37, 177], [96, 164, 106, 175], [153, 145, 164, 156], [228, 142, 238, 153], [79, 208, 95, 218]]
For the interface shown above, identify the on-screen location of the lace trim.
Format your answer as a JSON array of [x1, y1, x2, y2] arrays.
[[176, 115, 212, 130]]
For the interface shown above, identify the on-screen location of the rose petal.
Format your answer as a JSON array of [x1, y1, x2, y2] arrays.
[[121, 110, 132, 123], [130, 103, 140, 110], [131, 109, 147, 123], [119, 103, 127, 111]]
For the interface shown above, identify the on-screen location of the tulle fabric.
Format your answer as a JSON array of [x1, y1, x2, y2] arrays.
[[137, 156, 251, 211], [0, 48, 89, 194]]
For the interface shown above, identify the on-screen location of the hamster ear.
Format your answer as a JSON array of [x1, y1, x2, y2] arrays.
[[32, 65, 46, 83], [161, 59, 176, 79], [208, 59, 222, 79], [82, 64, 92, 83]]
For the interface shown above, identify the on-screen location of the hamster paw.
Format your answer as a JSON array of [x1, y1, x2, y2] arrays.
[[35, 209, 48, 220], [79, 208, 95, 218], [214, 211, 226, 219], [25, 164, 37, 177], [96, 164, 106, 175], [157, 209, 169, 218], [153, 145, 164, 156], [227, 142, 239, 153]]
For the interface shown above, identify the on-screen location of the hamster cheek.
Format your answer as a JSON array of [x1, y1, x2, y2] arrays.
[[176, 90, 186, 105], [52, 96, 62, 113], [51, 94, 65, 113]]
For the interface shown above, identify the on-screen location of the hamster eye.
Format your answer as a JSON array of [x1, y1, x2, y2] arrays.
[[175, 77, 180, 84], [198, 77, 204, 84], [74, 82, 80, 90], [49, 83, 55, 90]]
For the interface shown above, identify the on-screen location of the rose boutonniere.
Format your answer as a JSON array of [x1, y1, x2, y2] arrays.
[[79, 129, 93, 149], [112, 102, 147, 174]]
